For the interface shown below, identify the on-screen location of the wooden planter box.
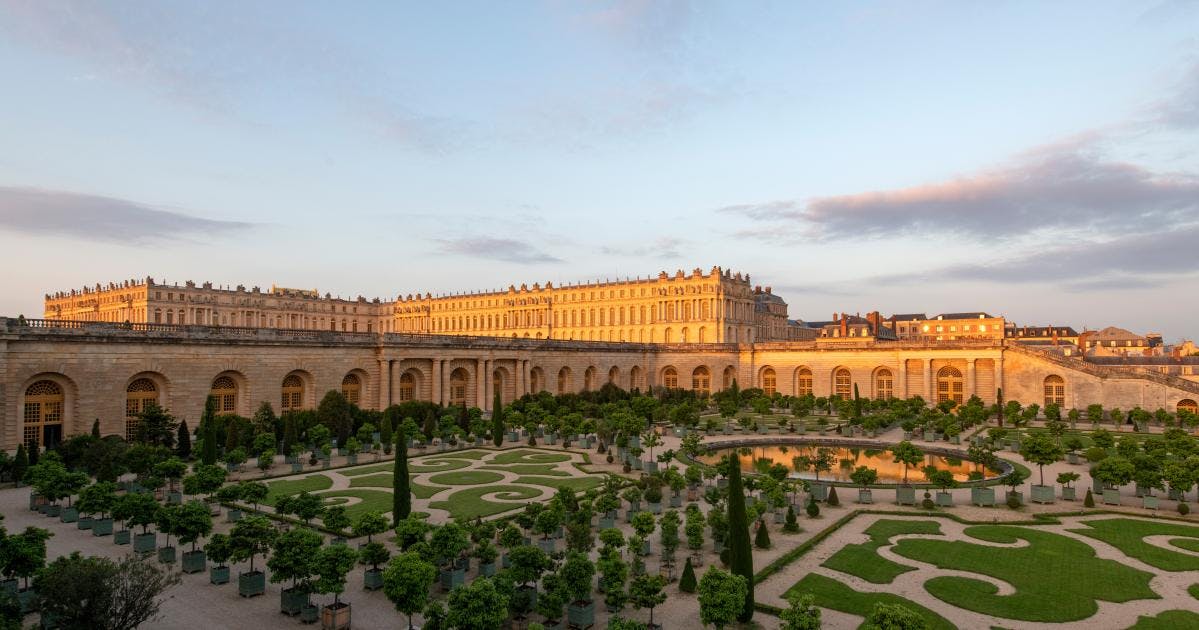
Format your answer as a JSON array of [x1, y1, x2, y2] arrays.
[[935, 491, 954, 507], [92, 517, 113, 536], [1007, 491, 1024, 506], [439, 568, 465, 591], [157, 546, 177, 564], [568, 600, 596, 629], [479, 562, 496, 577], [58, 506, 76, 522], [598, 517, 614, 531], [210, 565, 230, 585], [1103, 489, 1121, 506], [1031, 485, 1056, 504], [1067, 453, 1080, 465], [227, 508, 243, 523], [300, 604, 319, 624], [238, 570, 266, 598], [77, 515, 94, 530], [809, 484, 828, 502], [182, 550, 206, 574], [1143, 495, 1159, 510], [895, 486, 916, 506], [648, 502, 662, 515], [669, 495, 683, 508], [133, 532, 157, 554], [114, 529, 131, 545], [971, 487, 995, 506], [281, 587, 307, 615], [858, 489, 873, 504], [321, 602, 351, 630]]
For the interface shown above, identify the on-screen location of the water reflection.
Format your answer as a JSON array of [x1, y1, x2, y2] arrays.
[[697, 444, 989, 484]]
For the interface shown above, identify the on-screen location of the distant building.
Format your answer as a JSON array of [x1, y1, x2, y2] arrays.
[[883, 312, 1006, 342], [1007, 325, 1081, 347], [1081, 326, 1157, 357]]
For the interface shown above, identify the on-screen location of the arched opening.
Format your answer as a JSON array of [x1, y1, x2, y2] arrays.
[[492, 369, 506, 404], [692, 366, 711, 396], [211, 375, 238, 414], [23, 380, 64, 449], [664, 327, 673, 344], [723, 366, 736, 390], [1043, 375, 1065, 408], [398, 371, 416, 402], [584, 367, 597, 391], [796, 367, 813, 397], [630, 365, 644, 391], [662, 366, 679, 389], [530, 367, 545, 393], [449, 368, 469, 406], [760, 367, 777, 396], [937, 366, 964, 405], [557, 367, 572, 394], [608, 366, 620, 386], [282, 373, 305, 412], [1179, 399, 1198, 415], [341, 373, 362, 406], [125, 378, 158, 441], [875, 368, 894, 400], [698, 326, 707, 343], [833, 368, 852, 399]]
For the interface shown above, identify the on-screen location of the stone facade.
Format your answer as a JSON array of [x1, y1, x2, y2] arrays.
[[4, 318, 1198, 451]]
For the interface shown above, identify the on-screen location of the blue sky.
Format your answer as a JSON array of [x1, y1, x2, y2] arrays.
[[1, 1, 1197, 339]]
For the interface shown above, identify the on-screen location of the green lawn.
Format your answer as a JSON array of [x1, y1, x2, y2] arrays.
[[1190, 583, 1199, 601], [1069, 519, 1199, 571], [435, 449, 491, 460], [315, 489, 394, 522], [340, 462, 396, 476], [894, 525, 1158, 622], [428, 485, 543, 520], [785, 573, 955, 630], [1127, 610, 1199, 629], [481, 464, 570, 476], [822, 519, 942, 584], [346, 473, 447, 499], [512, 475, 604, 492], [491, 450, 571, 465], [428, 470, 506, 486], [1170, 538, 1199, 553], [264, 474, 333, 505]]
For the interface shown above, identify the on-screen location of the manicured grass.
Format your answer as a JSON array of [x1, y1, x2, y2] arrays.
[[432, 449, 491, 460], [785, 573, 955, 630], [1127, 610, 1199, 629], [346, 473, 446, 499], [821, 519, 942, 584], [512, 475, 604, 492], [428, 485, 543, 520], [340, 462, 395, 476], [1170, 538, 1199, 553], [1190, 583, 1199, 601], [1069, 519, 1199, 571], [428, 470, 506, 486], [264, 474, 333, 505], [411, 459, 474, 473], [490, 450, 571, 465], [316, 489, 393, 521], [894, 525, 1158, 622], [481, 464, 570, 476]]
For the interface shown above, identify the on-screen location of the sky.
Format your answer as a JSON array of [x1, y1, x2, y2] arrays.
[[1, 1, 1197, 339]]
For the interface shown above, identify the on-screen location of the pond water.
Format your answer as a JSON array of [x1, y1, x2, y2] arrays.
[[697, 443, 992, 484]]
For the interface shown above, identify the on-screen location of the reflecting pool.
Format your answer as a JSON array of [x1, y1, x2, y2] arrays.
[[697, 443, 992, 484]]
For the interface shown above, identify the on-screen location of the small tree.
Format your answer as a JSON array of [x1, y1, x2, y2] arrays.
[[783, 505, 800, 533], [1020, 432, 1064, 486], [4, 527, 52, 589], [352, 511, 389, 544], [287, 491, 326, 526], [863, 602, 928, 630], [383, 552, 438, 629], [851, 466, 879, 490], [174, 500, 214, 553], [697, 567, 747, 630], [323, 505, 351, 536], [629, 573, 667, 627], [268, 526, 323, 599], [176, 420, 192, 460], [77, 481, 118, 520], [229, 516, 277, 574], [754, 520, 771, 549], [313, 544, 358, 608], [679, 557, 697, 593], [780, 592, 822, 630], [239, 481, 270, 512], [33, 552, 180, 630], [446, 576, 508, 629], [1092, 456, 1135, 490], [891, 441, 924, 484], [205, 533, 232, 570]]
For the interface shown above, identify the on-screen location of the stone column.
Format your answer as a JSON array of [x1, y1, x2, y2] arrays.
[[431, 359, 442, 405], [388, 360, 397, 407], [898, 359, 908, 399], [923, 359, 932, 402], [477, 358, 486, 410], [378, 359, 389, 409], [966, 359, 976, 398]]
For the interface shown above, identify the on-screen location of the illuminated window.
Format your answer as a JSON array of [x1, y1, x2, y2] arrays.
[[834, 368, 852, 399], [875, 369, 893, 400], [796, 368, 813, 396], [1043, 375, 1065, 407], [211, 376, 238, 413], [23, 380, 63, 449], [398, 372, 415, 402], [692, 367, 711, 395], [1179, 399, 1198, 415], [125, 378, 158, 440], [341, 373, 361, 405], [937, 366, 964, 405], [449, 368, 468, 406], [557, 367, 571, 394], [663, 367, 679, 389], [282, 374, 304, 411], [761, 368, 777, 396]]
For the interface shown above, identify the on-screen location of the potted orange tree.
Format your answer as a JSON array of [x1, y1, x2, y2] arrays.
[[314, 544, 358, 629]]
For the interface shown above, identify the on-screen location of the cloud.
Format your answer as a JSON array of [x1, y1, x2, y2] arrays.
[[599, 237, 689, 259], [1154, 61, 1199, 130], [724, 140, 1199, 242], [0, 186, 252, 243], [434, 237, 563, 264]]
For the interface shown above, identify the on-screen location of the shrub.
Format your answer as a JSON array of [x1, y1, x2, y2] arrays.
[[805, 498, 820, 519], [1179, 502, 1190, 516], [782, 506, 800, 533], [1084, 489, 1095, 508], [826, 486, 840, 507], [753, 520, 771, 549], [1006, 494, 1021, 509], [678, 557, 697, 593]]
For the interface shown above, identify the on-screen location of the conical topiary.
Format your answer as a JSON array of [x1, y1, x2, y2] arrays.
[[754, 520, 771, 549], [783, 505, 800, 533], [679, 557, 697, 593], [805, 497, 820, 518], [1084, 488, 1095, 508], [827, 486, 840, 507]]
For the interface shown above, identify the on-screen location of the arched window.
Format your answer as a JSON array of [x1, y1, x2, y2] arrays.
[[557, 367, 572, 394], [663, 367, 679, 389], [211, 376, 238, 413], [584, 367, 597, 391], [449, 368, 468, 406], [492, 369, 505, 403], [125, 378, 158, 441], [630, 366, 644, 391], [23, 380, 64, 449], [875, 369, 894, 400], [530, 367, 544, 393], [834, 368, 852, 399], [796, 368, 813, 397], [282, 374, 305, 412], [1043, 375, 1065, 407], [1179, 399, 1198, 415], [937, 366, 964, 405], [761, 368, 777, 396], [664, 327, 673, 343], [723, 366, 736, 390], [341, 373, 361, 405], [398, 372, 416, 402], [692, 367, 711, 396], [608, 366, 620, 386]]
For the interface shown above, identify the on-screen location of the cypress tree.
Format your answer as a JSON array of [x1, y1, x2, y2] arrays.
[[726, 453, 754, 622], [492, 391, 504, 447], [12, 444, 28, 485], [394, 426, 411, 526], [28, 439, 39, 467], [423, 409, 437, 441], [201, 395, 218, 465], [827, 486, 840, 507], [176, 420, 192, 459], [282, 416, 298, 455], [783, 505, 800, 533], [91, 419, 101, 438], [1084, 488, 1095, 508], [380, 414, 393, 447], [997, 387, 1005, 427], [853, 384, 862, 418], [754, 520, 771, 549], [678, 557, 697, 593]]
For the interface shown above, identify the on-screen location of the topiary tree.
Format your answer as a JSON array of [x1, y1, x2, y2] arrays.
[[863, 602, 927, 629], [446, 576, 508, 629], [239, 481, 269, 512], [383, 552, 438, 629], [629, 573, 667, 627], [678, 557, 697, 593], [323, 505, 351, 536], [268, 526, 323, 603], [780, 592, 822, 630], [805, 496, 820, 519], [1092, 456, 1135, 490], [753, 519, 771, 549], [1084, 488, 1095, 507], [826, 485, 840, 507], [229, 515, 277, 574], [353, 511, 389, 544], [174, 500, 214, 553], [697, 567, 747, 630]]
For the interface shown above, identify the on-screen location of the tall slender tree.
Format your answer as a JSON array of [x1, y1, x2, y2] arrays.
[[726, 453, 754, 622], [492, 392, 504, 447], [176, 421, 192, 460], [393, 426, 411, 526], [200, 395, 218, 466]]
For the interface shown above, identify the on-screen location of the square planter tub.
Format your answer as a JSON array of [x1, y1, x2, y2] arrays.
[[1031, 485, 1056, 504], [239, 570, 266, 597]]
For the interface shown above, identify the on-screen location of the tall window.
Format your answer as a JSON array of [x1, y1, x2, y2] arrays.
[[282, 374, 304, 412], [796, 368, 813, 396], [692, 367, 711, 396], [557, 367, 571, 395], [125, 378, 158, 441], [875, 369, 894, 400], [834, 368, 852, 399], [211, 376, 237, 413], [23, 380, 63, 449], [608, 366, 620, 386], [341, 373, 361, 405], [1043, 375, 1065, 407], [937, 366, 964, 405], [449, 368, 468, 406], [530, 368, 544, 393], [663, 367, 679, 389], [723, 366, 736, 390], [584, 367, 597, 391], [492, 370, 504, 403], [761, 368, 777, 396], [398, 372, 416, 402], [630, 366, 644, 391]]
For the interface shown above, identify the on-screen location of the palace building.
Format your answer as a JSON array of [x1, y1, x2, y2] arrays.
[[8, 267, 1197, 452]]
